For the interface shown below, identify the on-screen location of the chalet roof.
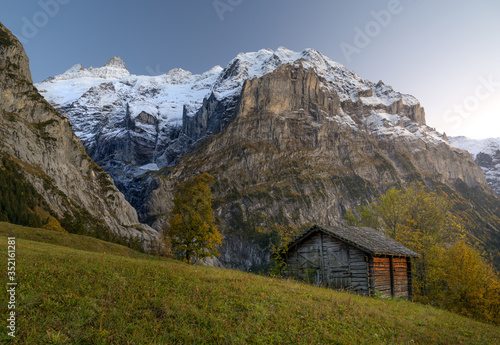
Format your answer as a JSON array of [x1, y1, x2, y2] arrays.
[[287, 224, 420, 257]]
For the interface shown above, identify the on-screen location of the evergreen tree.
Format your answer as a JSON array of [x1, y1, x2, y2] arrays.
[[0, 156, 42, 227]]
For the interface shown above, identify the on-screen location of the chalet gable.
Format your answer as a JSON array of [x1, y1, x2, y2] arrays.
[[287, 224, 420, 258]]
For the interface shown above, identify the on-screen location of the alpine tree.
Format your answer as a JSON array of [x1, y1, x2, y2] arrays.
[[165, 173, 223, 264], [441, 241, 500, 323], [257, 223, 302, 276]]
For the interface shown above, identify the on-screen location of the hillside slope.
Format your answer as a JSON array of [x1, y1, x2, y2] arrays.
[[1, 227, 499, 344], [0, 222, 147, 258], [0, 22, 156, 241]]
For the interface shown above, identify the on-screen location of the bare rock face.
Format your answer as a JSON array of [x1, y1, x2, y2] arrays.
[[0, 22, 156, 242], [141, 62, 500, 270], [0, 26, 32, 83]]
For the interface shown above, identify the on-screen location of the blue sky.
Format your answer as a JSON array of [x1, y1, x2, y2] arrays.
[[1, 0, 499, 139]]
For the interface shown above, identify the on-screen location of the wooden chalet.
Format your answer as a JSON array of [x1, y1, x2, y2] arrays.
[[283, 224, 420, 299]]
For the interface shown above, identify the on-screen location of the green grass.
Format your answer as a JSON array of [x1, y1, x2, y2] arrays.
[[0, 223, 499, 344], [0, 222, 145, 259]]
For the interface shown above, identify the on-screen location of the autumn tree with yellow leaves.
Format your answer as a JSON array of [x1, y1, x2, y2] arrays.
[[164, 173, 223, 264], [441, 241, 500, 323]]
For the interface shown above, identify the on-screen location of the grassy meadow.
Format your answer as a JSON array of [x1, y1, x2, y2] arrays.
[[0, 222, 498, 344]]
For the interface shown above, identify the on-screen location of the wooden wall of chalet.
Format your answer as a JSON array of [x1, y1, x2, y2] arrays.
[[286, 232, 370, 295], [371, 257, 412, 299]]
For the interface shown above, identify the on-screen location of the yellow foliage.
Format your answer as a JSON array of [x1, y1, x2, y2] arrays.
[[165, 173, 223, 264], [36, 207, 66, 233], [441, 241, 500, 323]]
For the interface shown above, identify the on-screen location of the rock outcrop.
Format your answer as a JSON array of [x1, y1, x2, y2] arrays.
[[0, 22, 156, 242]]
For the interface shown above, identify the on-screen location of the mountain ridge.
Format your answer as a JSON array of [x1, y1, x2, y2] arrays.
[[43, 56, 130, 83]]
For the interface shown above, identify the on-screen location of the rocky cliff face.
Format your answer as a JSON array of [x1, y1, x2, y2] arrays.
[[0, 22, 156, 242]]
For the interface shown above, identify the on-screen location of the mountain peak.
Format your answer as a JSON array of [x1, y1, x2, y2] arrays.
[[104, 56, 126, 69], [165, 67, 191, 76], [41, 57, 130, 83], [63, 64, 84, 74], [164, 68, 195, 84]]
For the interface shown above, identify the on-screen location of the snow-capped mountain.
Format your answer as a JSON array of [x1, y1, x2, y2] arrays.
[[449, 137, 500, 195], [37, 57, 223, 188], [37, 47, 446, 194], [210, 47, 420, 106], [44, 56, 131, 82]]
